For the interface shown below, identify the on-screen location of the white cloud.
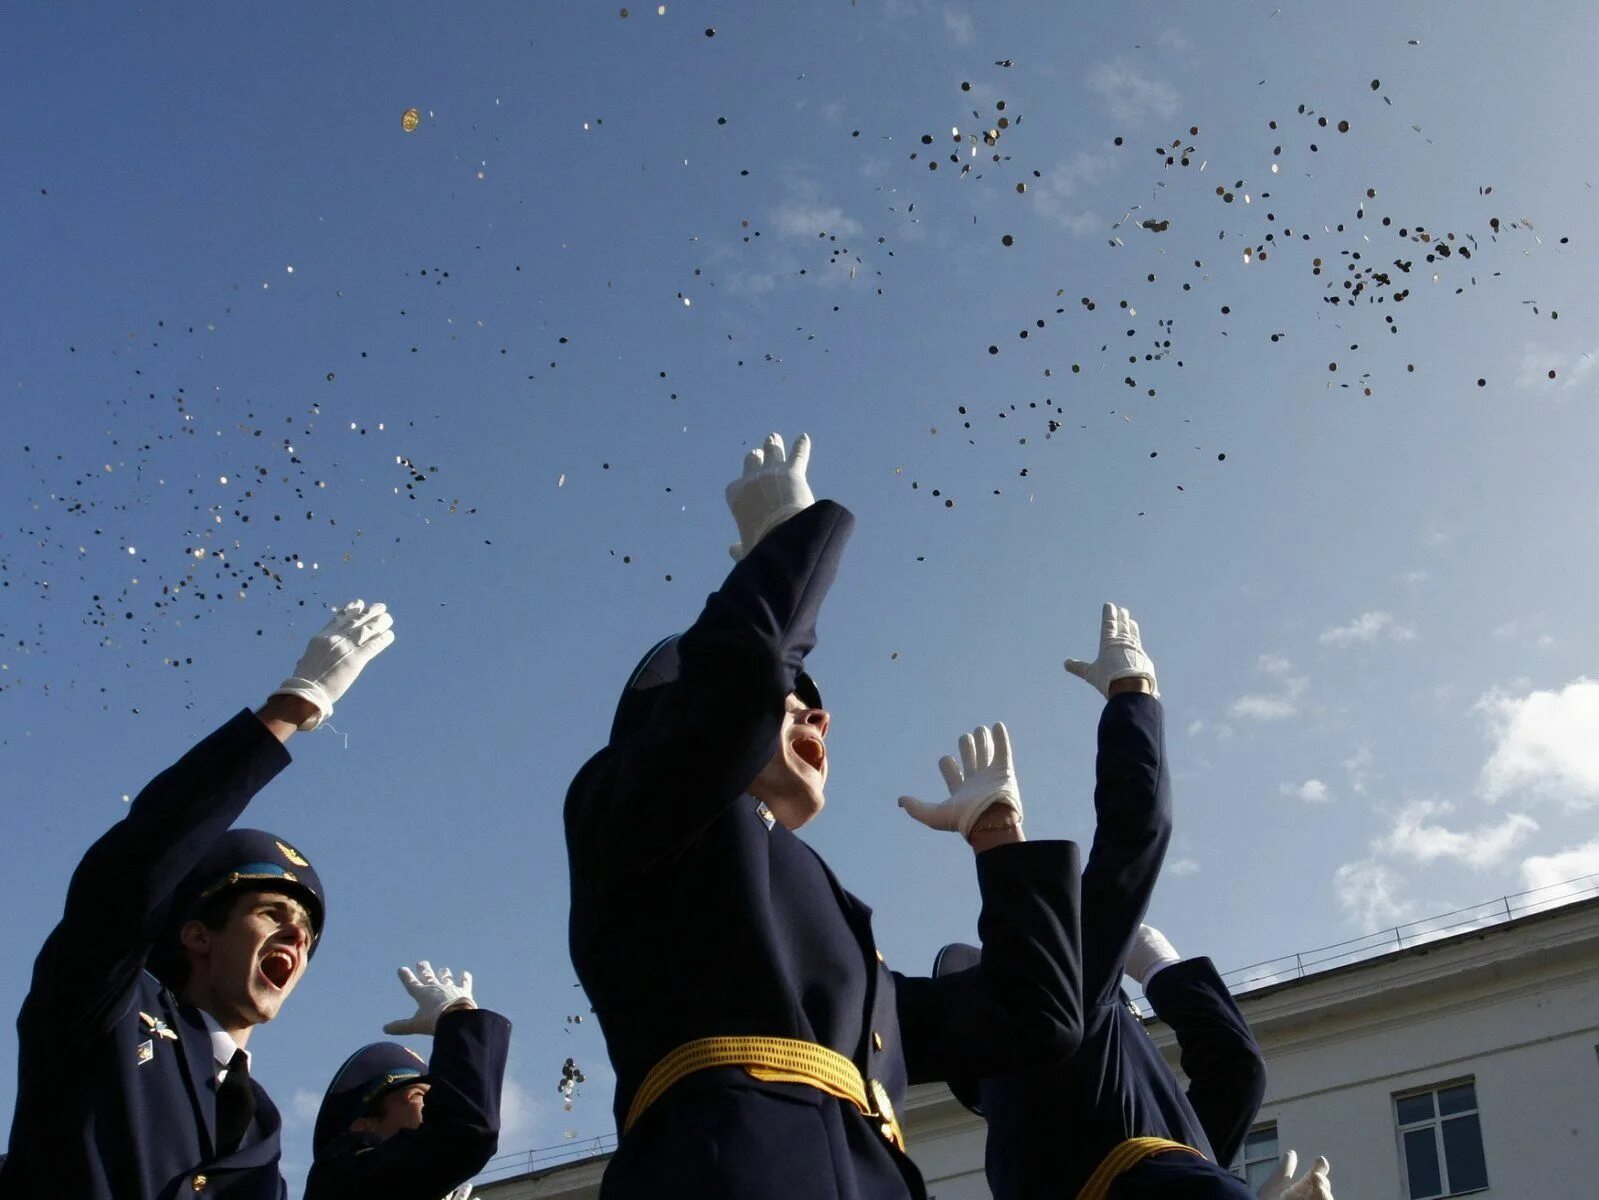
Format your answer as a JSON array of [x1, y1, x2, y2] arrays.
[[941, 5, 974, 45], [1334, 858, 1423, 929], [498, 1077, 541, 1149], [1343, 745, 1374, 795], [1025, 153, 1112, 236], [288, 1088, 321, 1127], [1230, 694, 1297, 720], [1478, 679, 1599, 808], [1186, 719, 1204, 737], [1086, 56, 1180, 126], [1166, 857, 1199, 876], [1229, 655, 1307, 721], [1520, 837, 1599, 892], [1156, 28, 1193, 55], [1491, 619, 1555, 649], [1515, 343, 1599, 392], [1396, 569, 1430, 586], [772, 203, 862, 240], [1319, 611, 1417, 646], [1281, 779, 1332, 804], [1377, 799, 1538, 869]]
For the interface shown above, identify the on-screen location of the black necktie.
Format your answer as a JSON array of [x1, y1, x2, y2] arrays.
[[215, 1048, 256, 1156]]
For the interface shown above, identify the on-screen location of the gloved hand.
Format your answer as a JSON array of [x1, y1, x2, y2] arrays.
[[1064, 602, 1159, 699], [898, 722, 1024, 840], [1126, 924, 1181, 988], [382, 961, 476, 1036], [725, 432, 815, 560], [442, 1186, 473, 1200], [1258, 1151, 1333, 1200], [270, 600, 396, 730]]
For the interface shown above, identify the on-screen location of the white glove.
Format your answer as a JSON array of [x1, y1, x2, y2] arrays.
[[442, 1186, 473, 1200], [382, 961, 475, 1036], [1126, 924, 1181, 988], [271, 600, 396, 730], [1064, 602, 1159, 699], [725, 432, 815, 560], [1259, 1151, 1333, 1200], [898, 722, 1024, 840]]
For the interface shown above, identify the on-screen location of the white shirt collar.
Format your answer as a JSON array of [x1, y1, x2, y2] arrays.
[[197, 1010, 252, 1082]]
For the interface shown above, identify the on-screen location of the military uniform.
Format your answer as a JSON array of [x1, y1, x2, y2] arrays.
[[565, 500, 1083, 1200], [0, 711, 305, 1200], [949, 694, 1267, 1199], [304, 1007, 512, 1200]]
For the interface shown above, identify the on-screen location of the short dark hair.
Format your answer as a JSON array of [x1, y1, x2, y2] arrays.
[[148, 887, 253, 990]]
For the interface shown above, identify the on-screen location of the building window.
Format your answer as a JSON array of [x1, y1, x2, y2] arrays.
[[1394, 1080, 1489, 1198], [1229, 1122, 1280, 1191]]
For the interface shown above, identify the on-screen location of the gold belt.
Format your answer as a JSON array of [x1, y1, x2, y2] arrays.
[[1076, 1137, 1205, 1200], [623, 1035, 907, 1152]]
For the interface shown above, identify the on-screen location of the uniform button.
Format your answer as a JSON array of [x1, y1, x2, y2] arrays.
[[873, 1031, 884, 1052], [192, 1176, 207, 1192]]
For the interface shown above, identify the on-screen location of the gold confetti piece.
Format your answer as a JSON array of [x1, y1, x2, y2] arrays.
[[401, 108, 420, 133]]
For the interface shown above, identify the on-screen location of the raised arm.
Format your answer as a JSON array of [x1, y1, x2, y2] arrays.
[[1064, 603, 1171, 1009], [1142, 949, 1267, 1167], [895, 839, 1083, 1084], [307, 966, 512, 1200], [22, 601, 395, 1039], [896, 723, 1083, 1081], [565, 434, 853, 872]]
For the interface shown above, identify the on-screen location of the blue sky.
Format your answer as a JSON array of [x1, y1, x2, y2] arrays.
[[4, 0, 1598, 1186]]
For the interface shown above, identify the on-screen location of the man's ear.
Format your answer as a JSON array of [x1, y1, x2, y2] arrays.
[[348, 1116, 382, 1135], [178, 918, 213, 959]]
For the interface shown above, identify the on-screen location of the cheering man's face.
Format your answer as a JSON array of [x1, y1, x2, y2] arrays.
[[750, 693, 830, 830]]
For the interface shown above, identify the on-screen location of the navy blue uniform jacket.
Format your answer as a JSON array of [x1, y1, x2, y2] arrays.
[[303, 1007, 513, 1200], [979, 694, 1267, 1199], [0, 711, 294, 1200], [565, 501, 1083, 1200]]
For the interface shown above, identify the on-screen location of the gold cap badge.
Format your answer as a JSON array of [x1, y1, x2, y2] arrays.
[[275, 840, 310, 867]]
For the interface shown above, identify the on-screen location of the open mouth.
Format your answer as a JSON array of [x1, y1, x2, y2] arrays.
[[259, 949, 296, 991], [791, 735, 826, 773]]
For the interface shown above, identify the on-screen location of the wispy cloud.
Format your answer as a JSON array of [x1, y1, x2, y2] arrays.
[[1166, 857, 1200, 876], [287, 1088, 321, 1127], [1157, 28, 1194, 55], [1376, 799, 1538, 869], [1025, 152, 1112, 236], [1478, 679, 1599, 808], [1521, 837, 1599, 892], [1343, 744, 1374, 795], [1333, 858, 1424, 929], [1490, 618, 1555, 649], [772, 203, 862, 240], [1281, 779, 1332, 804], [1086, 56, 1180, 126], [1319, 611, 1416, 646], [941, 4, 974, 46], [1229, 654, 1307, 721], [1515, 343, 1599, 392]]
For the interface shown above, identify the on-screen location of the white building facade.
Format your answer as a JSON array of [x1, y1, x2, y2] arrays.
[[480, 895, 1599, 1199]]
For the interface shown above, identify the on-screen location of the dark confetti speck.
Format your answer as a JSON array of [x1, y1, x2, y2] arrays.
[[1477, 378, 1487, 387], [1001, 234, 1014, 246], [988, 345, 999, 354], [704, 26, 715, 36]]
